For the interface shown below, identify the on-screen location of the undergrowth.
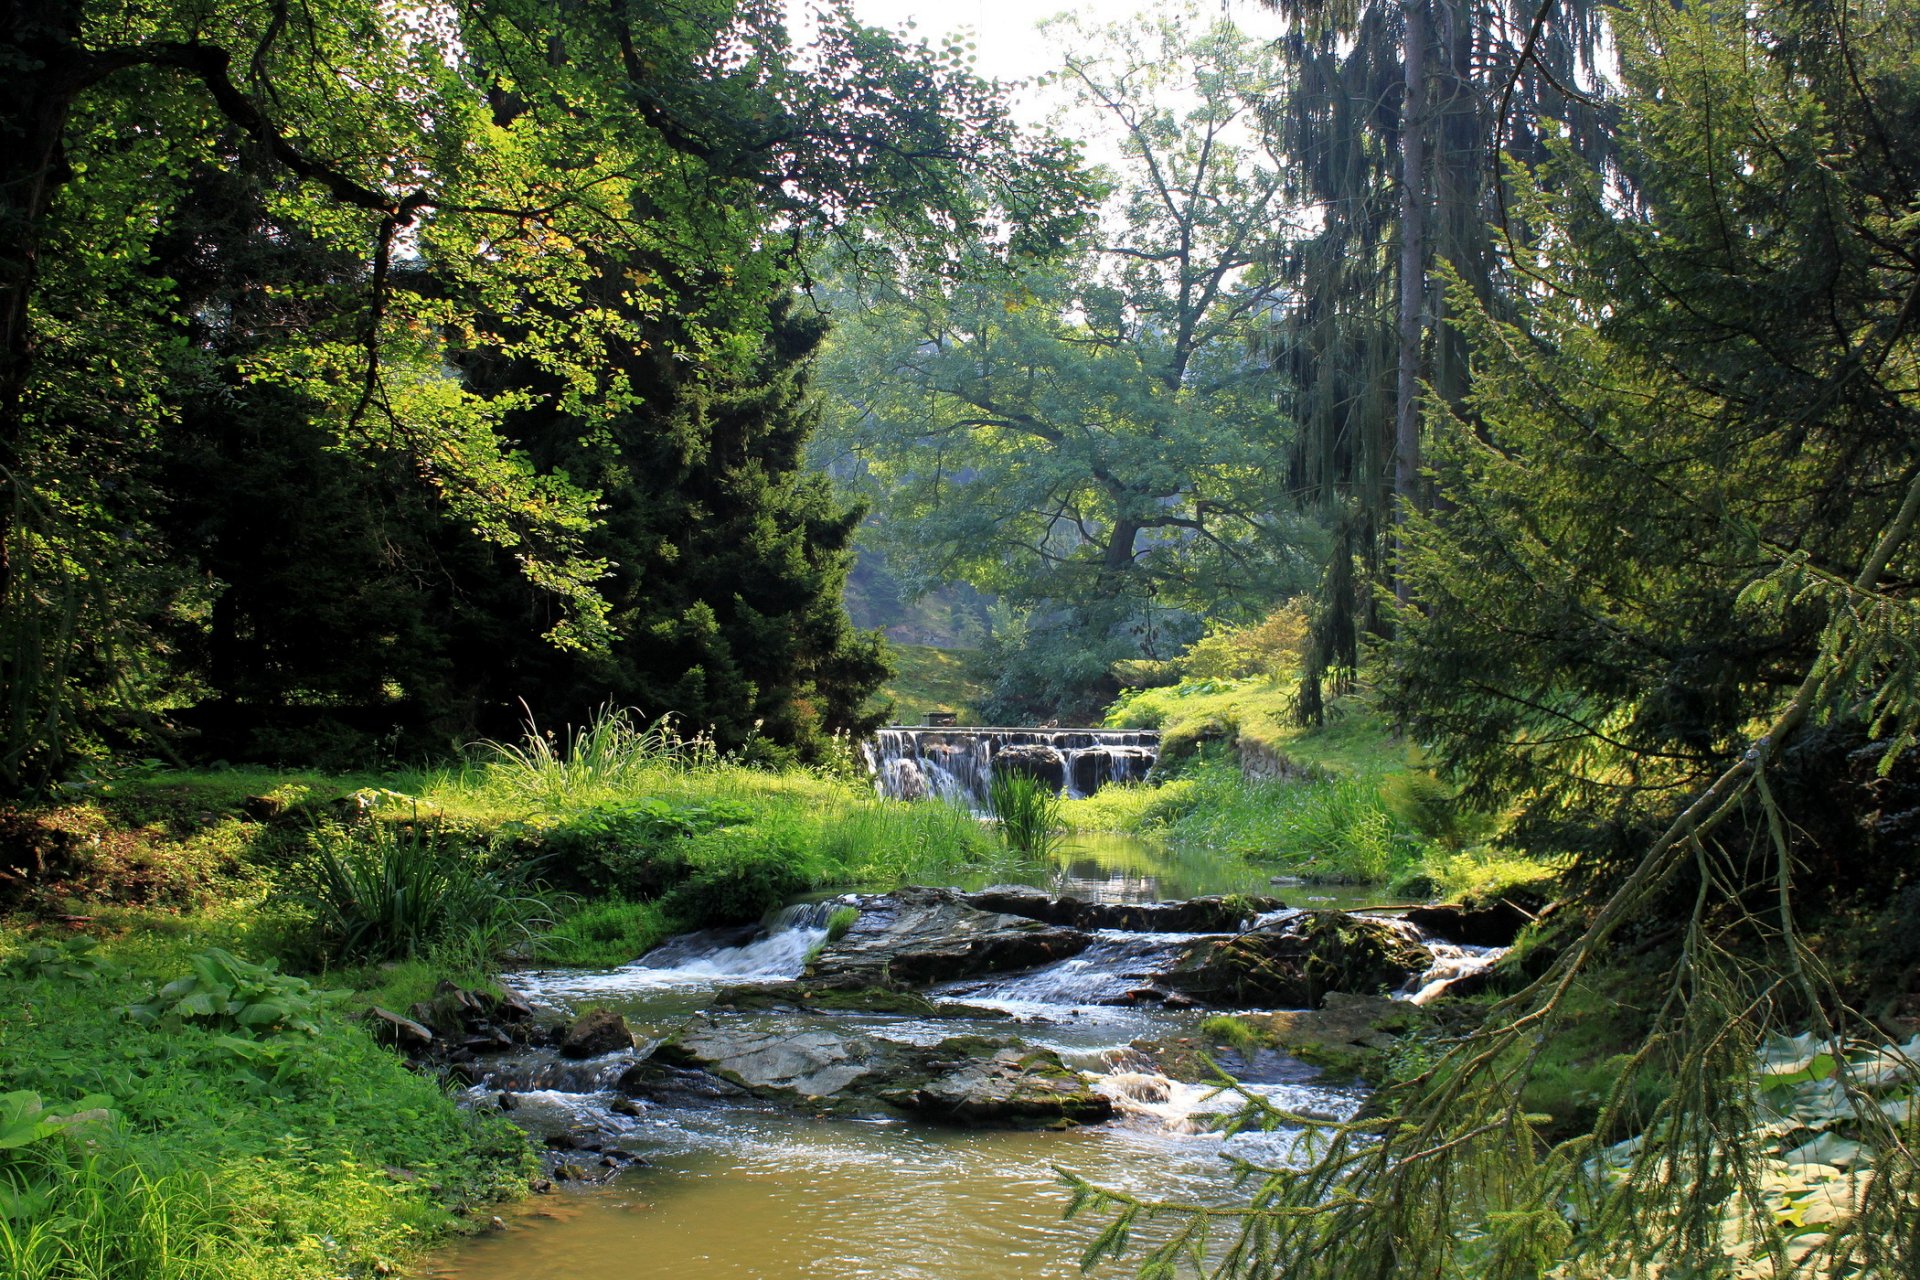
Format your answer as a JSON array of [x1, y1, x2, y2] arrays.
[[0, 931, 533, 1279]]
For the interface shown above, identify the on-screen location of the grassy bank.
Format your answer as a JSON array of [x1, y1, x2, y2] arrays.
[[0, 923, 531, 1279], [0, 711, 1021, 1276], [1061, 635, 1558, 902], [870, 642, 988, 723]]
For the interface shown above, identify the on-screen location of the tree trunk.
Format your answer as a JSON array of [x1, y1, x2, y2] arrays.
[[1393, 0, 1430, 609]]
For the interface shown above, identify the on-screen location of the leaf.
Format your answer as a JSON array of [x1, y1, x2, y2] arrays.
[[1780, 1132, 1865, 1170]]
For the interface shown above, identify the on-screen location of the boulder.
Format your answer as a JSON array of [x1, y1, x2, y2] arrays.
[[881, 1038, 1114, 1127], [1402, 900, 1532, 948], [807, 887, 1091, 989], [650, 1017, 1110, 1127], [650, 1017, 908, 1102], [992, 744, 1066, 790], [1234, 993, 1429, 1080], [366, 1006, 434, 1050], [1157, 911, 1431, 1008], [559, 1009, 635, 1059]]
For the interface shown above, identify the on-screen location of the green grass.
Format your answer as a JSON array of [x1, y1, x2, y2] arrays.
[[0, 930, 533, 1279], [870, 643, 987, 722]]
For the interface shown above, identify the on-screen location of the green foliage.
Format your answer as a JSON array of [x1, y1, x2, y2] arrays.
[[473, 706, 709, 809], [817, 8, 1317, 720], [0, 935, 123, 984], [0, 1091, 116, 1222], [987, 773, 1065, 858], [539, 899, 679, 969], [285, 820, 550, 965], [825, 906, 860, 943], [1, 0, 1088, 788], [872, 643, 987, 722], [658, 824, 813, 930], [0, 934, 533, 1278], [125, 947, 338, 1039]]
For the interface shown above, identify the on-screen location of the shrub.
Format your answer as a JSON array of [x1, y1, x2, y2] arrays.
[[286, 820, 551, 963], [657, 825, 812, 928], [542, 796, 752, 897], [540, 899, 679, 967]]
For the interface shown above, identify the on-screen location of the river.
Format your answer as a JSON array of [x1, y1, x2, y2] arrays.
[[425, 836, 1417, 1280]]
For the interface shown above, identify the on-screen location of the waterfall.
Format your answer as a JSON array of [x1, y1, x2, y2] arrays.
[[861, 726, 1160, 805]]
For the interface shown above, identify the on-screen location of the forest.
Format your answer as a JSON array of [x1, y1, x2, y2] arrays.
[[1, 0, 1916, 1276]]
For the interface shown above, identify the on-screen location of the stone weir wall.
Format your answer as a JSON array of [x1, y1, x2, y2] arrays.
[[862, 727, 1159, 806]]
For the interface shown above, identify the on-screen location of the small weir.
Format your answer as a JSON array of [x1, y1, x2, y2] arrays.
[[862, 726, 1159, 806]]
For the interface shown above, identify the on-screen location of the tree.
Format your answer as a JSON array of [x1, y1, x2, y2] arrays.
[[1068, 0, 1920, 1271], [0, 0, 1084, 783], [1257, 0, 1615, 716], [816, 7, 1316, 720]]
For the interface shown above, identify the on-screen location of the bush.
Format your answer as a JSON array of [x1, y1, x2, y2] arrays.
[[540, 796, 752, 897], [286, 819, 552, 964], [540, 899, 678, 967], [657, 824, 812, 928]]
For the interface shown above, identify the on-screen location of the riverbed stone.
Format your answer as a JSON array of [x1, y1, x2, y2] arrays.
[[1231, 993, 1429, 1080], [1401, 900, 1532, 948], [651, 1016, 908, 1102], [881, 1038, 1114, 1127], [992, 743, 1067, 789], [807, 887, 1091, 989], [1157, 911, 1431, 1008], [559, 1008, 635, 1058], [650, 1015, 1110, 1126]]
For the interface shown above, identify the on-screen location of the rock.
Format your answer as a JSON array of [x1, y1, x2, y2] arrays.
[[709, 983, 937, 1016], [1402, 901, 1533, 948], [962, 888, 1286, 934], [1157, 911, 1432, 1009], [487, 984, 537, 1022], [1234, 993, 1428, 1080], [366, 1006, 435, 1049], [807, 887, 1091, 989], [881, 1038, 1113, 1128], [652, 1016, 908, 1102], [992, 743, 1066, 790], [651, 1016, 1111, 1127], [559, 1009, 635, 1059], [614, 1060, 751, 1103]]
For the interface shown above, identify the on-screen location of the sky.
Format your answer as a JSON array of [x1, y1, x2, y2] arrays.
[[790, 1, 1286, 107]]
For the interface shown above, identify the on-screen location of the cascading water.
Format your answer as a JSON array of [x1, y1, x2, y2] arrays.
[[861, 726, 1159, 806], [431, 844, 1516, 1280]]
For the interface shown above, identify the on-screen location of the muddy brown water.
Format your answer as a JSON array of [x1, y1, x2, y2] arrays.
[[428, 836, 1401, 1279]]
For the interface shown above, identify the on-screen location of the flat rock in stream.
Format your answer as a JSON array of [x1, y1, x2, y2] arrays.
[[807, 887, 1091, 989], [881, 1037, 1114, 1127], [1155, 911, 1431, 1009], [961, 888, 1286, 934], [652, 1016, 906, 1101], [648, 1016, 1109, 1127]]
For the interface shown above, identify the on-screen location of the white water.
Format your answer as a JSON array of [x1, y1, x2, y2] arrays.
[[861, 727, 1159, 806]]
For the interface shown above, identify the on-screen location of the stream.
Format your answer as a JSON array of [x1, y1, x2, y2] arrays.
[[425, 836, 1464, 1280]]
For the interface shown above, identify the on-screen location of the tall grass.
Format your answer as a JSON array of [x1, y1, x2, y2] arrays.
[[0, 1146, 222, 1280], [287, 819, 553, 963], [469, 703, 711, 806], [987, 772, 1064, 857]]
